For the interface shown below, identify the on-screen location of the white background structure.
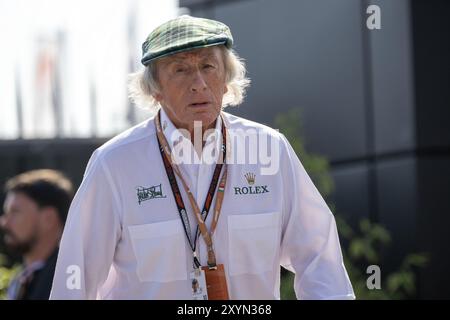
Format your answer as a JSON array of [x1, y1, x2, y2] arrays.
[[0, 0, 178, 139]]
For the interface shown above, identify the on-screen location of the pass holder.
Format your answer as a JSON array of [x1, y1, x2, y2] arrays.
[[201, 264, 230, 300], [190, 268, 208, 300]]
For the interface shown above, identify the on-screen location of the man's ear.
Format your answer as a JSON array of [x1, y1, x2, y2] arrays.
[[153, 92, 163, 103], [223, 85, 228, 94]]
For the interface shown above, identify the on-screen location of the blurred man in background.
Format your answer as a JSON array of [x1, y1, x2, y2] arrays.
[[0, 169, 73, 300]]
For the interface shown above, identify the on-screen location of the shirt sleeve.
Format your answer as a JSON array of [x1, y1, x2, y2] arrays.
[[279, 134, 355, 300], [50, 150, 122, 299]]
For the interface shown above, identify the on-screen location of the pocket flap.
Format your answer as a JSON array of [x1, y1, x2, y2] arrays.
[[128, 219, 182, 239], [228, 211, 280, 229]]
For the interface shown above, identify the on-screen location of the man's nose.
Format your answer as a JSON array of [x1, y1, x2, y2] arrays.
[[190, 70, 207, 92]]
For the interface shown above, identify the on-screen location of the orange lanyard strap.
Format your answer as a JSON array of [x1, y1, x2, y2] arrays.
[[155, 111, 228, 268]]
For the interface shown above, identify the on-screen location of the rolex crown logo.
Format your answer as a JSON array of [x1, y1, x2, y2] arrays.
[[234, 173, 269, 196], [244, 172, 256, 185]]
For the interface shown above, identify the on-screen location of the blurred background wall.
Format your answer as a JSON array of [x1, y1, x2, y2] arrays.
[[1, 0, 449, 298]]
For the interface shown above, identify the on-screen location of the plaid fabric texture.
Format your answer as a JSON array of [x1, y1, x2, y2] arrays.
[[141, 15, 233, 66]]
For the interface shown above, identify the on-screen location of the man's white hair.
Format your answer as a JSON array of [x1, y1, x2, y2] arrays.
[[128, 45, 250, 111]]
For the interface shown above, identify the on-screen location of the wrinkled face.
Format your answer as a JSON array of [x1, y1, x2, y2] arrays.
[[154, 46, 228, 132], [0, 192, 40, 255]]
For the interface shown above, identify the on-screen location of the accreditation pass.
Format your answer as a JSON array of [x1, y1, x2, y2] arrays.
[[190, 268, 208, 300]]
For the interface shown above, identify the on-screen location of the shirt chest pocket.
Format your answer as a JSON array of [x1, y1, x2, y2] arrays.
[[128, 220, 187, 282], [228, 212, 281, 276]]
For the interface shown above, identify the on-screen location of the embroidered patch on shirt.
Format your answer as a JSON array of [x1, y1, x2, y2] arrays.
[[136, 184, 167, 204]]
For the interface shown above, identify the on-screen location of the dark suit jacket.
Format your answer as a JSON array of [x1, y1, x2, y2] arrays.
[[20, 249, 58, 300]]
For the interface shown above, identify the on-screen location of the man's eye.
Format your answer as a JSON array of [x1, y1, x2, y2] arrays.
[[175, 68, 186, 73], [203, 64, 215, 69]]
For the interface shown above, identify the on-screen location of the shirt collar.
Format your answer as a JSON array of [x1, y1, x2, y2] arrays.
[[160, 107, 185, 151], [159, 107, 222, 162]]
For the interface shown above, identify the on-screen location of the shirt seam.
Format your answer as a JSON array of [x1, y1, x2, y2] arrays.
[[97, 119, 157, 160], [99, 157, 124, 226]]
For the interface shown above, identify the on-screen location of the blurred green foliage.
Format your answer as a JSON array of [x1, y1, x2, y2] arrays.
[[337, 216, 428, 299], [0, 253, 20, 299], [276, 108, 427, 300], [275, 108, 334, 200]]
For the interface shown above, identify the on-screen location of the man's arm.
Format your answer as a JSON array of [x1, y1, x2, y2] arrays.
[[279, 135, 355, 300], [50, 151, 122, 299]]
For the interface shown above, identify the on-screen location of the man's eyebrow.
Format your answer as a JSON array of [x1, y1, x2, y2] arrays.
[[199, 53, 219, 60], [162, 58, 188, 67]]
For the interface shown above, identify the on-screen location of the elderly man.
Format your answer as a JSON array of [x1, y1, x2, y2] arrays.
[[1, 169, 73, 299], [50, 15, 354, 300]]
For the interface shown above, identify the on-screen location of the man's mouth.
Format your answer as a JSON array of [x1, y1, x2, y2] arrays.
[[189, 102, 211, 107]]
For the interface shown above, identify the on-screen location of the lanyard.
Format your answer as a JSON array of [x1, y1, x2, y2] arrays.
[[155, 110, 228, 268]]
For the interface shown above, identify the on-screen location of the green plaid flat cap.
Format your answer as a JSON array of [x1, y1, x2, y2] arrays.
[[141, 15, 233, 66]]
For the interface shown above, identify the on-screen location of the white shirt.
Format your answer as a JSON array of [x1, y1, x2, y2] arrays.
[[50, 109, 355, 300]]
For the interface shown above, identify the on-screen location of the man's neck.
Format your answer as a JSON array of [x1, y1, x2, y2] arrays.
[[188, 119, 217, 144], [23, 234, 59, 267], [189, 119, 217, 157], [160, 108, 219, 153]]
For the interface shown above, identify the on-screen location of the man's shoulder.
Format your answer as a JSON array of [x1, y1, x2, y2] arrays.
[[223, 112, 282, 138], [223, 111, 295, 158], [92, 116, 157, 162], [24, 249, 59, 300]]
